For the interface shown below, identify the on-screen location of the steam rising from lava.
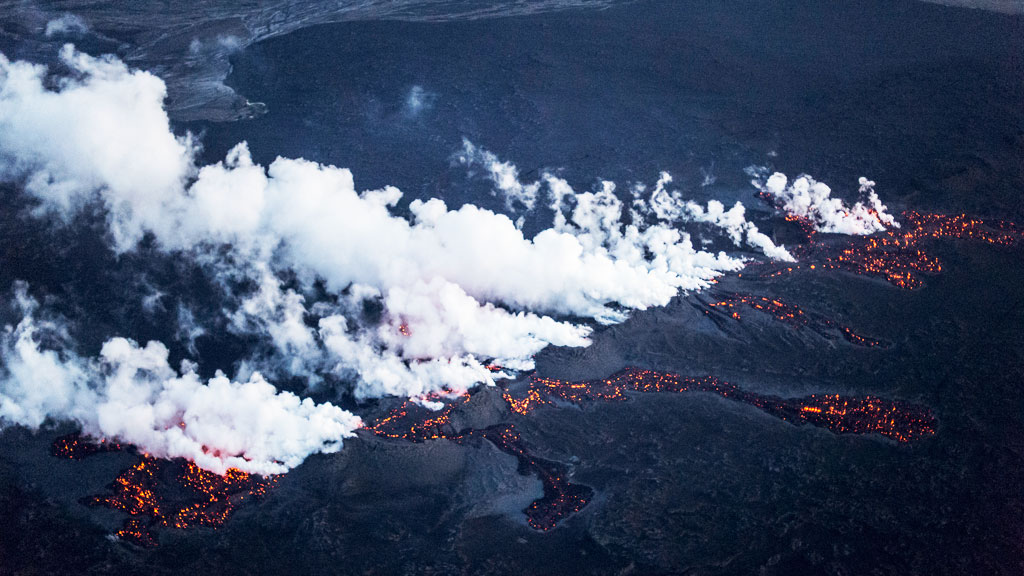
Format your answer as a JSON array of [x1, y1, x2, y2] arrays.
[[0, 46, 906, 474], [753, 171, 898, 235], [0, 47, 783, 401], [457, 143, 796, 262], [1, 286, 361, 475]]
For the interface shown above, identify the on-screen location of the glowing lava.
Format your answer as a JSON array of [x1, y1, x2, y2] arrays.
[[364, 395, 592, 531], [473, 425, 591, 531], [40, 211, 978, 541], [365, 392, 469, 441], [93, 457, 278, 546], [364, 366, 935, 531], [511, 368, 937, 443], [756, 211, 1024, 289], [52, 435, 278, 546], [698, 292, 888, 348], [52, 433, 121, 459]]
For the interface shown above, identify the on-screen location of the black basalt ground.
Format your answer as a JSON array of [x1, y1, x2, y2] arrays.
[[0, 0, 1022, 575]]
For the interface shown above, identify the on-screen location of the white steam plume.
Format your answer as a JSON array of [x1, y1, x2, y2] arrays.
[[455, 138, 540, 212], [44, 14, 90, 38], [755, 172, 898, 235], [631, 171, 795, 262], [0, 285, 361, 475], [456, 145, 793, 262], [0, 47, 761, 406], [0, 45, 196, 251]]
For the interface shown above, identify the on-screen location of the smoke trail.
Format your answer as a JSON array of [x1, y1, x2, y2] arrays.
[[0, 46, 891, 472], [457, 144, 795, 262], [0, 47, 763, 398], [0, 285, 360, 474], [631, 171, 795, 262], [455, 138, 541, 212], [753, 171, 898, 235]]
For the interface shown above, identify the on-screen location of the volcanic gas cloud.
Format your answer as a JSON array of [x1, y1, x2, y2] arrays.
[[1, 45, 1017, 543]]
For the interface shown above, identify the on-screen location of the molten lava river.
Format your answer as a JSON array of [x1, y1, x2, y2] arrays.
[[49, 208, 1023, 543]]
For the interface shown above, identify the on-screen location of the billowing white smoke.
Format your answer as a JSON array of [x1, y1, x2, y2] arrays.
[[0, 47, 799, 472], [457, 145, 794, 263], [755, 172, 898, 235], [193, 143, 751, 396], [632, 171, 795, 262], [0, 286, 361, 475], [0, 47, 764, 402], [0, 46, 196, 251], [0, 288, 90, 429]]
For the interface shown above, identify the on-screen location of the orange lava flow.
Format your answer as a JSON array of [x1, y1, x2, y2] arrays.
[[51, 433, 121, 459], [163, 463, 276, 530], [364, 394, 591, 531], [512, 367, 936, 443], [92, 457, 163, 546], [53, 435, 278, 546], [364, 392, 469, 442], [365, 365, 934, 531], [92, 457, 278, 546], [700, 292, 887, 347], [759, 212, 1024, 289], [473, 425, 591, 531]]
